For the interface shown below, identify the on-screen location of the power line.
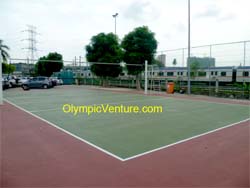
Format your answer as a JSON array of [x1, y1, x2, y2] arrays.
[[158, 40, 250, 53], [9, 58, 143, 66], [22, 25, 40, 64]]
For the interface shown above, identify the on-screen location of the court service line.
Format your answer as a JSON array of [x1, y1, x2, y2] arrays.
[[165, 95, 250, 107], [122, 118, 250, 161], [4, 99, 125, 161], [27, 97, 169, 113], [4, 93, 144, 106]]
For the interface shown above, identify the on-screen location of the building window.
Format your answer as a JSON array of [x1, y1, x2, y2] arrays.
[[198, 72, 206, 77], [211, 71, 214, 75], [215, 71, 218, 76], [221, 72, 226, 76], [243, 71, 249, 77], [167, 72, 174, 76]]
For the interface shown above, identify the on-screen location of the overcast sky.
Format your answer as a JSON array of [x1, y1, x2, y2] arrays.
[[1, 0, 250, 65]]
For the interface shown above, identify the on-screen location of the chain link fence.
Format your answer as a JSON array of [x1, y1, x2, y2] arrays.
[[154, 40, 250, 99], [5, 40, 250, 99]]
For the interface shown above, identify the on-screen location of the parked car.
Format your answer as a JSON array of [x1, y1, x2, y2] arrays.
[[6, 75, 19, 87], [50, 77, 58, 86], [22, 76, 53, 90], [18, 77, 30, 85], [50, 77, 63, 86], [58, 79, 63, 85], [2, 77, 11, 90]]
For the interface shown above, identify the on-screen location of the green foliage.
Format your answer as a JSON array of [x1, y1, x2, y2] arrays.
[[190, 60, 200, 77], [86, 33, 122, 78], [2, 62, 15, 74], [153, 59, 164, 68], [172, 58, 177, 66], [35, 52, 63, 77], [121, 26, 158, 75], [0, 39, 10, 62], [198, 71, 206, 77], [233, 82, 250, 91]]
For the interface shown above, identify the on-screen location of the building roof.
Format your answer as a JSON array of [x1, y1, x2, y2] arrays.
[[159, 66, 250, 71]]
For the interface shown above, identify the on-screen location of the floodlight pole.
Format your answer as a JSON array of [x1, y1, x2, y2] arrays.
[[0, 55, 3, 105], [112, 13, 118, 35], [144, 60, 148, 95], [187, 0, 191, 95], [243, 41, 246, 96]]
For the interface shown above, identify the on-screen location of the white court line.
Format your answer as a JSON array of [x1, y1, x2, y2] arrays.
[[4, 98, 250, 162], [4, 93, 145, 106], [30, 108, 59, 113], [4, 99, 125, 161], [29, 95, 249, 113], [165, 95, 250, 107], [123, 118, 250, 161], [27, 97, 169, 113]]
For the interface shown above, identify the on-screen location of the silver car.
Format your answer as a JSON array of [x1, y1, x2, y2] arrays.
[[22, 76, 53, 90], [2, 77, 11, 90]]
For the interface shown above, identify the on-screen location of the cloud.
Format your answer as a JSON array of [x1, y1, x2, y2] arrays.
[[218, 13, 236, 22], [195, 5, 221, 18], [173, 22, 186, 33], [123, 0, 160, 22], [195, 5, 236, 22]]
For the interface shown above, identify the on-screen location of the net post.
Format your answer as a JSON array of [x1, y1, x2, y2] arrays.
[[144, 60, 148, 95]]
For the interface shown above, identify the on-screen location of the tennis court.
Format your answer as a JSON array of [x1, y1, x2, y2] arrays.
[[3, 85, 249, 160]]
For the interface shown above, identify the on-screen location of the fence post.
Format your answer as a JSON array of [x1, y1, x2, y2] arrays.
[[243, 41, 246, 97], [215, 79, 219, 94], [0, 55, 3, 105], [182, 48, 185, 67], [209, 45, 212, 96], [144, 60, 148, 95]]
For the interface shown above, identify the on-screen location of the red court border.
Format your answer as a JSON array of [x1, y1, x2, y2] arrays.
[[1, 89, 249, 187]]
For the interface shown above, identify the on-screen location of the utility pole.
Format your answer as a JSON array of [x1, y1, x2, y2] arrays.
[[22, 25, 39, 65], [187, 0, 191, 95], [79, 56, 82, 67], [112, 13, 118, 35]]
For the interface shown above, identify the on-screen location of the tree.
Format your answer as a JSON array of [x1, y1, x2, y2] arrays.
[[0, 40, 14, 76], [121, 26, 157, 89], [85, 33, 122, 86], [153, 59, 165, 68], [2, 62, 15, 74], [0, 40, 10, 62], [35, 52, 63, 77], [172, 58, 177, 66], [190, 60, 200, 78]]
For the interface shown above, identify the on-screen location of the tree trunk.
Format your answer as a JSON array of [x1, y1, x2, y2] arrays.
[[136, 74, 141, 90], [102, 77, 108, 87]]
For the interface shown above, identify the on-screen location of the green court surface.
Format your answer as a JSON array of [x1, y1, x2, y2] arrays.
[[4, 86, 250, 160]]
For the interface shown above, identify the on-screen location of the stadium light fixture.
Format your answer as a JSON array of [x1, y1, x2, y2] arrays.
[[112, 13, 118, 35]]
